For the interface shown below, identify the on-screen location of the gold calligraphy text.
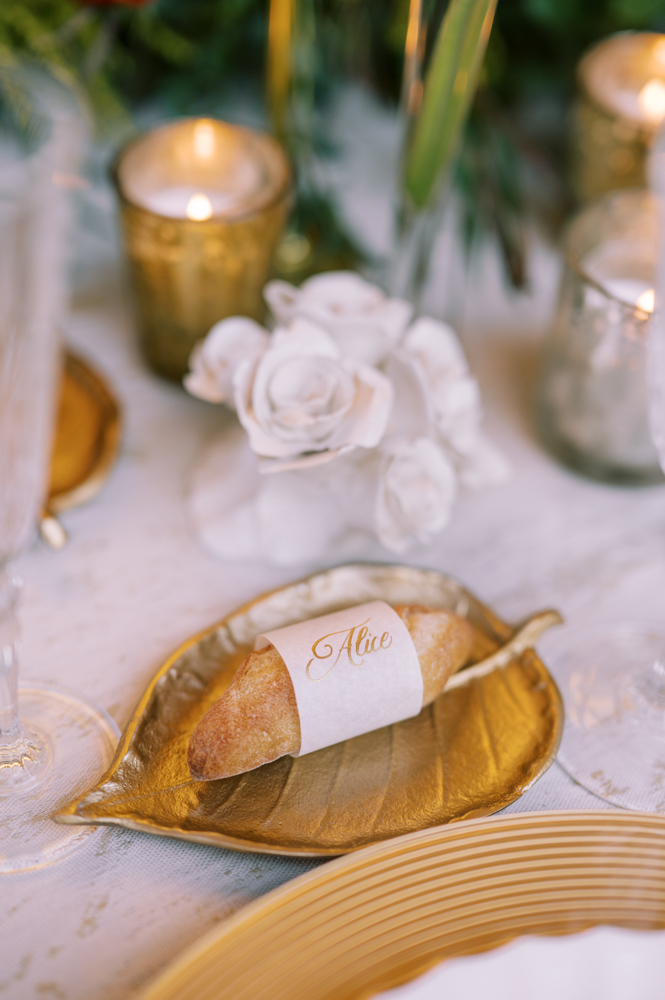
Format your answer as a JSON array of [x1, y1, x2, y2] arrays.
[[306, 618, 393, 681]]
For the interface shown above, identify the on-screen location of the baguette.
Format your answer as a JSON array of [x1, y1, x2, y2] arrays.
[[188, 605, 473, 781]]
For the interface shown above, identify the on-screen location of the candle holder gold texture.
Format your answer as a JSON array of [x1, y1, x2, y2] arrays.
[[571, 32, 665, 201], [113, 119, 291, 382]]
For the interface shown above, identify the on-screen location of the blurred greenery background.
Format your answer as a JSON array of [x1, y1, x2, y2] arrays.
[[2, 0, 665, 288]]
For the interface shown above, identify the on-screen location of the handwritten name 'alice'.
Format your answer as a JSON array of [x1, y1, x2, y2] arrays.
[[306, 618, 393, 681]]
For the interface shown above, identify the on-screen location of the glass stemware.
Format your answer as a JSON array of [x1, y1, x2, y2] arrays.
[[547, 622, 665, 811], [545, 134, 665, 813], [0, 62, 118, 873]]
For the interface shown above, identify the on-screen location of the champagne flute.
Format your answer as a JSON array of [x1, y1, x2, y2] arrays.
[[0, 62, 118, 873]]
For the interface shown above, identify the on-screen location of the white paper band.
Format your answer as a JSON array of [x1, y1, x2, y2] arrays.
[[255, 601, 424, 756]]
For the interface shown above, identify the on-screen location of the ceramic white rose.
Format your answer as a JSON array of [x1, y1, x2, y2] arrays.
[[264, 271, 413, 366], [376, 436, 457, 555], [233, 319, 393, 473], [184, 317, 268, 404], [186, 271, 508, 564]]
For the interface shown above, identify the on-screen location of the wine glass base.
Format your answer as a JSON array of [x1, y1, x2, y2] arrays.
[[548, 622, 665, 812], [0, 725, 51, 791], [0, 683, 119, 873]]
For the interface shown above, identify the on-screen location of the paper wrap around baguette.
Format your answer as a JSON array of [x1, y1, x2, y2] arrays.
[[189, 605, 474, 781]]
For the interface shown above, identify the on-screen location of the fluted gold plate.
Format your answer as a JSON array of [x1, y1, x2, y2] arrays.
[[139, 811, 665, 1000], [56, 564, 563, 855], [48, 350, 121, 513]]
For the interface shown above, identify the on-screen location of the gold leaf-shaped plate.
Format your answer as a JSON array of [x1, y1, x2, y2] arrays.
[[46, 350, 121, 512], [57, 564, 564, 856]]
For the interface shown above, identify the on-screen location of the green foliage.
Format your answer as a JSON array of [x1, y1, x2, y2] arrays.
[[405, 0, 497, 208], [0, 0, 80, 55], [490, 0, 665, 104], [0, 50, 48, 150], [2, 0, 663, 143], [0, 0, 123, 127], [108, 0, 266, 109], [456, 98, 529, 286], [0, 0, 267, 127], [2, 0, 664, 286]]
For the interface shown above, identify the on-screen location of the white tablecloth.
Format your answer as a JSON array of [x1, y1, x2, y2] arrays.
[[3, 93, 665, 998], [378, 927, 665, 1000]]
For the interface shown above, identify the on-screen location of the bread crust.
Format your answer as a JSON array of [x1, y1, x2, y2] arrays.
[[188, 605, 473, 781]]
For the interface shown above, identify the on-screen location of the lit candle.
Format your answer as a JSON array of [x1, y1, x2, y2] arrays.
[[573, 32, 665, 200], [125, 120, 270, 221], [581, 237, 656, 315], [638, 77, 665, 125], [114, 118, 291, 380], [539, 189, 662, 482], [600, 280, 654, 314], [581, 33, 665, 129]]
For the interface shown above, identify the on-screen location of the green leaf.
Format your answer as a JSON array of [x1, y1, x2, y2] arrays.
[[128, 9, 195, 68], [0, 47, 49, 149], [404, 0, 497, 209]]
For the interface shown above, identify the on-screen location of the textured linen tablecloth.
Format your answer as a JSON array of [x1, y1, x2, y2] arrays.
[[377, 927, 665, 1000], [3, 94, 665, 999]]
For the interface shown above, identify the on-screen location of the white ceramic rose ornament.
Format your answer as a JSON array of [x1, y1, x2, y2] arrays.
[[185, 271, 508, 564], [376, 436, 457, 555], [264, 271, 413, 366], [234, 320, 393, 473], [184, 317, 268, 404]]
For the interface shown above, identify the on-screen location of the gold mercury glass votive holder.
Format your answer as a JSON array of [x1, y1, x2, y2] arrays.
[[113, 118, 291, 381], [571, 31, 665, 201]]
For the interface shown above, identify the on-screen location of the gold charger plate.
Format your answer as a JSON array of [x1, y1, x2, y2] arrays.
[[42, 350, 121, 545], [57, 564, 563, 854], [138, 810, 665, 1000]]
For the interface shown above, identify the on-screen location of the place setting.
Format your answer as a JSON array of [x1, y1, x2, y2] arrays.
[[3, 3, 665, 998]]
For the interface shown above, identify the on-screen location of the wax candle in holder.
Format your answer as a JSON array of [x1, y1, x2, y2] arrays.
[[538, 188, 662, 483], [114, 119, 291, 380], [572, 32, 665, 201]]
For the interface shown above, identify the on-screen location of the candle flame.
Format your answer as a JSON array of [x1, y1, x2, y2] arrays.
[[186, 193, 213, 221], [638, 79, 665, 123], [636, 288, 655, 314], [193, 120, 216, 160]]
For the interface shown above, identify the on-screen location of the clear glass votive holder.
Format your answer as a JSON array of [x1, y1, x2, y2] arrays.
[[113, 119, 291, 381], [538, 188, 663, 484]]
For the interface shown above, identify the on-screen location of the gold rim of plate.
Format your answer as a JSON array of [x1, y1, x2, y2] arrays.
[[56, 564, 564, 856], [47, 349, 122, 514], [138, 810, 665, 1000]]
